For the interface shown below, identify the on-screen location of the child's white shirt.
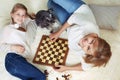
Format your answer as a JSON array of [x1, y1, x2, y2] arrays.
[[1, 24, 31, 58]]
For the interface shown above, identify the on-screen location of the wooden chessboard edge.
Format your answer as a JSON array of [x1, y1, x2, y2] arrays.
[[33, 59, 66, 67], [43, 35, 68, 41], [32, 34, 69, 67]]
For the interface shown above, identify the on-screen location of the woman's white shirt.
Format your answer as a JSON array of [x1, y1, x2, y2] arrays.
[[67, 4, 99, 71]]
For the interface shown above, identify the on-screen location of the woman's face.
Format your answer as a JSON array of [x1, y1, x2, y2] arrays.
[[79, 33, 99, 56], [11, 9, 26, 25]]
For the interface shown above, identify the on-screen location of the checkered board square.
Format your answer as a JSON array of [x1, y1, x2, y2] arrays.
[[33, 35, 69, 67]]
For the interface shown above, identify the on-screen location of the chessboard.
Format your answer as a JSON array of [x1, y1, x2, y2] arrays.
[[33, 35, 69, 67]]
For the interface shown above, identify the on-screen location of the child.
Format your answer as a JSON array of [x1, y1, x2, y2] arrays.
[[1, 3, 46, 80], [48, 0, 112, 72]]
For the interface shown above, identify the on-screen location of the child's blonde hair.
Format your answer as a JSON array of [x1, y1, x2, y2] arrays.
[[11, 3, 28, 14]]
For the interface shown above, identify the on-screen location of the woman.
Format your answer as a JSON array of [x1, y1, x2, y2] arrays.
[[1, 3, 46, 80], [48, 0, 112, 72]]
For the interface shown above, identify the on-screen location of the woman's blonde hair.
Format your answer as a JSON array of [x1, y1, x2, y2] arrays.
[[84, 37, 112, 67]]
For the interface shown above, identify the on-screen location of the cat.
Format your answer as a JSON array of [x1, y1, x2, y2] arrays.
[[35, 9, 60, 33]]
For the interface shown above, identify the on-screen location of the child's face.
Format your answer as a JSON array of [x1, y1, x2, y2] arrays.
[[79, 33, 99, 56], [11, 9, 26, 25]]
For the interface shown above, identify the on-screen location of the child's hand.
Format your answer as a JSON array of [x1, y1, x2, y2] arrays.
[[11, 44, 25, 53]]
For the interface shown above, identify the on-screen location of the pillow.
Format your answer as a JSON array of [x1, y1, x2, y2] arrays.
[[83, 0, 120, 5], [89, 4, 120, 30], [26, 20, 37, 46]]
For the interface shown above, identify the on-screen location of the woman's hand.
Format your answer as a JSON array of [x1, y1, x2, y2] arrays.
[[49, 30, 61, 42], [11, 44, 25, 53], [54, 65, 68, 72], [54, 64, 83, 72], [49, 22, 71, 42]]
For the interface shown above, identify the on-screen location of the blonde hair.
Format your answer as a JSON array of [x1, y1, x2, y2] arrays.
[[84, 37, 112, 67], [11, 3, 28, 14]]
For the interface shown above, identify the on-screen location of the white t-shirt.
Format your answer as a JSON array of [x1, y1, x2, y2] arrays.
[[67, 4, 99, 71], [1, 24, 31, 58]]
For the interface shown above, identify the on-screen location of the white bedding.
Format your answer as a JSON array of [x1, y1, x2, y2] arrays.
[[30, 25, 120, 80], [1, 24, 120, 80], [0, 0, 120, 80]]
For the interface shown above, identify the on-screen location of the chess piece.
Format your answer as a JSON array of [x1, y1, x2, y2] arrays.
[[62, 74, 72, 80], [56, 77, 59, 80], [44, 70, 49, 80]]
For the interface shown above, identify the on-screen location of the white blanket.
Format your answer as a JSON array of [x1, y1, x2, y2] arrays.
[[1, 25, 120, 80]]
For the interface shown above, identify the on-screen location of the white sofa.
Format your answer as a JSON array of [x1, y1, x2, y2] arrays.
[[0, 0, 120, 80]]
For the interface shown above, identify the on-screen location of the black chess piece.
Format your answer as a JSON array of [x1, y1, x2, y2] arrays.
[[62, 74, 71, 80], [44, 70, 49, 80]]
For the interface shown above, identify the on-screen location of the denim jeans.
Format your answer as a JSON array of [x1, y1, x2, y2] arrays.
[[47, 0, 85, 24], [5, 53, 46, 80]]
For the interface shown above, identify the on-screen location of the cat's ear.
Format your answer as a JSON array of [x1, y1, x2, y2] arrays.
[[48, 8, 53, 14]]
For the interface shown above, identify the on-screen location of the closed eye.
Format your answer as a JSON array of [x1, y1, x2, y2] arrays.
[[87, 46, 90, 51], [90, 39, 95, 44]]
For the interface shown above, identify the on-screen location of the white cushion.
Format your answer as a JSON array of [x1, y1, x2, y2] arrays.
[[26, 20, 37, 46], [89, 4, 120, 30], [83, 0, 120, 5]]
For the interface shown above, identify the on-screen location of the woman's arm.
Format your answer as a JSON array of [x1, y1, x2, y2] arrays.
[[54, 63, 83, 72], [49, 22, 70, 41]]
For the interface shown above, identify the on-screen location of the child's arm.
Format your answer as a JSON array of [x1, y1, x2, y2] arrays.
[[0, 43, 25, 53], [11, 44, 25, 53]]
